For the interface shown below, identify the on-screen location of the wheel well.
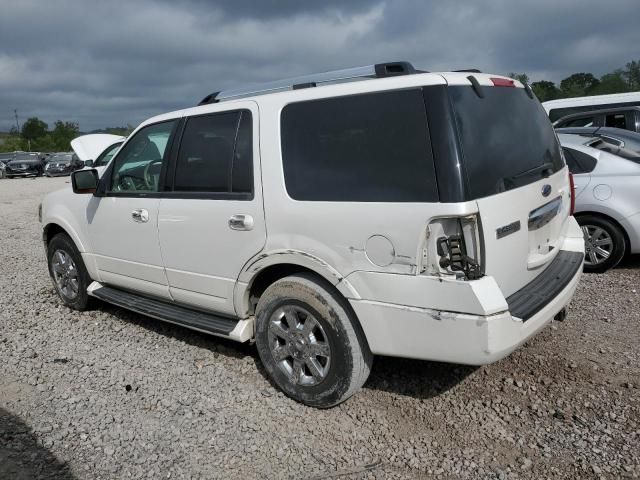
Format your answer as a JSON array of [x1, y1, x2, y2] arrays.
[[574, 211, 631, 254], [43, 223, 68, 245], [246, 263, 372, 355], [247, 263, 312, 314]]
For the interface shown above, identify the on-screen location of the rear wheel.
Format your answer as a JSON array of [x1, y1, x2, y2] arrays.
[[577, 215, 626, 273], [255, 273, 372, 408], [47, 233, 92, 310]]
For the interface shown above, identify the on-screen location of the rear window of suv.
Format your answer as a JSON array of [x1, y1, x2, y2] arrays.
[[281, 89, 438, 202], [450, 86, 564, 199]]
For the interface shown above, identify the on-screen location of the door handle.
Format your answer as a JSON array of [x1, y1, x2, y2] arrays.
[[229, 214, 254, 231], [131, 208, 149, 223]]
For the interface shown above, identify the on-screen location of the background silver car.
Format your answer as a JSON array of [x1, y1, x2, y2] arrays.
[[559, 133, 640, 272]]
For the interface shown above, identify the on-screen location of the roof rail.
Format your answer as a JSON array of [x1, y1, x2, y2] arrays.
[[453, 68, 482, 73], [198, 61, 418, 105]]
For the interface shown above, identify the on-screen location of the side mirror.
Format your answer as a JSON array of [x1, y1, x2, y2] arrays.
[[84, 159, 94, 167], [71, 169, 99, 194]]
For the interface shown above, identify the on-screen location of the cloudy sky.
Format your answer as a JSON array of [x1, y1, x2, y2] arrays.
[[1, 0, 638, 131]]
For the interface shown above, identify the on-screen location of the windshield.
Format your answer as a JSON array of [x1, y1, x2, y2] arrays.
[[94, 142, 123, 167], [450, 86, 564, 199]]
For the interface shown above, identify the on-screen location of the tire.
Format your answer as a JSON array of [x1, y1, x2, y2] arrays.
[[577, 214, 626, 273], [255, 273, 372, 408], [47, 233, 92, 310]]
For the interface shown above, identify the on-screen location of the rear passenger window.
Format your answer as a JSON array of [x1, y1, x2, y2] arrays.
[[173, 110, 253, 195], [606, 113, 626, 129], [281, 89, 438, 202], [562, 147, 597, 174]]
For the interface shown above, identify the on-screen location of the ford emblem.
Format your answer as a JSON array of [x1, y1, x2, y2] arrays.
[[541, 184, 552, 197]]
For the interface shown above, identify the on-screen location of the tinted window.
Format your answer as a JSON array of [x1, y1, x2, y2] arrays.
[[111, 120, 176, 193], [173, 111, 253, 194], [450, 86, 564, 199], [562, 147, 597, 174], [548, 101, 640, 122], [281, 89, 437, 202], [605, 113, 626, 129]]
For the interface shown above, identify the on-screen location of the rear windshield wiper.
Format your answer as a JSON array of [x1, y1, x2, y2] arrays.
[[508, 161, 555, 182]]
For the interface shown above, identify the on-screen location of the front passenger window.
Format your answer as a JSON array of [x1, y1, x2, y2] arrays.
[[110, 120, 176, 192]]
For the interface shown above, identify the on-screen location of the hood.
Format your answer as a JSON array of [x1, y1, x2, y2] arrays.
[[71, 134, 125, 161]]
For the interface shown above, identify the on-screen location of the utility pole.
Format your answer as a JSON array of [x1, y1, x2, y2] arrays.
[[14, 109, 20, 132]]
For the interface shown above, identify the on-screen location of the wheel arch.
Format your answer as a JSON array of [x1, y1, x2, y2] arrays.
[[234, 250, 361, 318], [574, 211, 631, 255]]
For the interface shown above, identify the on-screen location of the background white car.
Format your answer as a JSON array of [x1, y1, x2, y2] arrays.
[[559, 133, 640, 272], [70, 134, 125, 176]]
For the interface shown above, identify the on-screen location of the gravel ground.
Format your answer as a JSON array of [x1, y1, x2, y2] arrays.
[[0, 176, 639, 480]]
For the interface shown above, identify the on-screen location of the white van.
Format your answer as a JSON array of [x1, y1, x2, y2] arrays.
[[40, 62, 584, 407], [543, 92, 640, 123]]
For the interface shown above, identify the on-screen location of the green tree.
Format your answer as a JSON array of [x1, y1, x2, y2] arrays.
[[531, 80, 561, 102], [590, 70, 630, 95], [559, 73, 600, 97], [508, 72, 530, 85], [0, 134, 24, 153], [623, 60, 640, 90], [21, 117, 48, 143], [51, 120, 79, 151]]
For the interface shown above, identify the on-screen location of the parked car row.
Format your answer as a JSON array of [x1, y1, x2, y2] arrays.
[[0, 150, 84, 178]]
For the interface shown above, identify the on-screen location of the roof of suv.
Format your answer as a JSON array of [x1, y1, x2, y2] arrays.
[[139, 62, 524, 131]]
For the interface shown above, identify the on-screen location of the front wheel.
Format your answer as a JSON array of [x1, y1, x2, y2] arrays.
[[255, 273, 372, 408], [47, 233, 92, 310], [577, 215, 626, 273]]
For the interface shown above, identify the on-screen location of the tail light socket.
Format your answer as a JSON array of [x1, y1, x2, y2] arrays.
[[424, 215, 484, 280]]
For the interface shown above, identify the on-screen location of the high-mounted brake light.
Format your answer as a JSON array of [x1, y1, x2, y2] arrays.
[[490, 77, 515, 87], [569, 172, 576, 215]]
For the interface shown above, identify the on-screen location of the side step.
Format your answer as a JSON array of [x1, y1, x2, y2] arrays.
[[87, 283, 253, 342]]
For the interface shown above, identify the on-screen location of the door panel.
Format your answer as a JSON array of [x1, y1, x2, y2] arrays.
[[159, 198, 265, 314], [86, 119, 178, 299], [87, 197, 169, 298], [158, 103, 265, 315]]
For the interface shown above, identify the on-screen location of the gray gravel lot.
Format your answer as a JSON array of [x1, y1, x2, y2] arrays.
[[0, 176, 639, 479]]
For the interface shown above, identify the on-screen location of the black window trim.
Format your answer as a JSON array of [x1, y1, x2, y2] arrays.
[[165, 108, 255, 201]]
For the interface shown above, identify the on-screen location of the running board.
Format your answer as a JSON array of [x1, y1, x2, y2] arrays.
[[87, 282, 253, 342]]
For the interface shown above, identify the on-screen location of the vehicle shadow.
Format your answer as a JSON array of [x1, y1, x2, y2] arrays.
[[617, 253, 640, 269], [95, 302, 254, 361], [0, 407, 76, 479], [364, 356, 477, 400], [90, 301, 477, 402]]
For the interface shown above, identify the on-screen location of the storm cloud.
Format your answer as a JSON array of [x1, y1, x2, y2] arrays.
[[1, 0, 638, 131]]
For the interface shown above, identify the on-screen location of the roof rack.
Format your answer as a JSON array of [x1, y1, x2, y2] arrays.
[[198, 61, 418, 105]]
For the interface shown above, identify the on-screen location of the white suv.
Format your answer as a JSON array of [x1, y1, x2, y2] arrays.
[[40, 62, 585, 407]]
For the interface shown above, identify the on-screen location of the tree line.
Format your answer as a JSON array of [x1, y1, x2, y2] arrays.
[[0, 119, 133, 153], [509, 58, 640, 103]]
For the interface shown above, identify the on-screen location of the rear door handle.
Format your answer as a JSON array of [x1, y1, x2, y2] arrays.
[[229, 214, 254, 231], [131, 208, 149, 223]]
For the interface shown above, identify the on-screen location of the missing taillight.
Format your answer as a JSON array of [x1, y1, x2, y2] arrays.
[[424, 215, 484, 280]]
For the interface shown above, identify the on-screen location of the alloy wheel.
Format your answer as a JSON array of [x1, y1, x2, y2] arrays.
[[267, 305, 331, 386], [51, 249, 80, 299], [582, 224, 613, 266]]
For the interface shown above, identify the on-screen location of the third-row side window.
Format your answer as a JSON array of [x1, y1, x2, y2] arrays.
[[280, 89, 438, 202], [173, 110, 253, 195]]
